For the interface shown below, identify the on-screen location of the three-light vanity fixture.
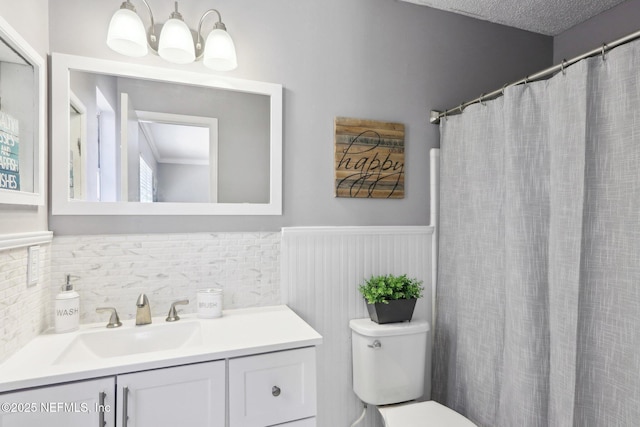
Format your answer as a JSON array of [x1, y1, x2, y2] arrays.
[[106, 0, 237, 71]]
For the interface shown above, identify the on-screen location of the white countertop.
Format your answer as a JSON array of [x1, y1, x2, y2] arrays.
[[0, 305, 322, 393]]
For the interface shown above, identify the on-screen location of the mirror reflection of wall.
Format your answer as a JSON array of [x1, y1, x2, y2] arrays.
[[69, 70, 271, 204], [96, 87, 117, 202], [68, 72, 118, 202]]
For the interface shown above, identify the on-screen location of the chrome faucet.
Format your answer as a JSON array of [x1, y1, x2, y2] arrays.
[[135, 293, 152, 325]]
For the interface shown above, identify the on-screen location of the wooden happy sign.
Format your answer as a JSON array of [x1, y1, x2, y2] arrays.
[[334, 117, 404, 198]]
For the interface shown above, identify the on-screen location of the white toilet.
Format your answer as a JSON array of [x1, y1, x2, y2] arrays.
[[350, 318, 476, 427]]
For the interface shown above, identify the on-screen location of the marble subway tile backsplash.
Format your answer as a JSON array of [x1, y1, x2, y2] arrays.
[[0, 245, 51, 362], [51, 232, 281, 324]]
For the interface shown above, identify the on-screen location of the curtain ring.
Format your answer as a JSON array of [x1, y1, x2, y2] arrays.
[[480, 93, 486, 107], [443, 111, 448, 121], [601, 43, 607, 61], [561, 59, 567, 75], [458, 103, 464, 114], [501, 83, 508, 95]]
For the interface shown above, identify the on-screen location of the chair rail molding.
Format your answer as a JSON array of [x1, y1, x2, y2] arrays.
[[0, 231, 53, 251]]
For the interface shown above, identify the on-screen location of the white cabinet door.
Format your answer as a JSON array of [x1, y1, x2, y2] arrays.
[[229, 347, 317, 427], [0, 377, 115, 427], [116, 361, 225, 427]]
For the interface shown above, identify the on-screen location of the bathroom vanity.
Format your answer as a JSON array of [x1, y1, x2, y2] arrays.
[[0, 305, 321, 427]]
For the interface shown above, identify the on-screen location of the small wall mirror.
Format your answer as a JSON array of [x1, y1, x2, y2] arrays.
[[51, 53, 282, 215], [0, 16, 45, 206]]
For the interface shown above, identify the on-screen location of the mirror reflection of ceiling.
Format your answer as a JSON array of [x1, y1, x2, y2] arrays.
[[139, 121, 210, 165]]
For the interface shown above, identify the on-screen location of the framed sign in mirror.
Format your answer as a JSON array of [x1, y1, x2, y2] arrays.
[[51, 53, 282, 215], [0, 16, 45, 206]]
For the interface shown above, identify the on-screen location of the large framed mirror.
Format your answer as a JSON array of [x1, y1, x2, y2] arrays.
[[51, 53, 282, 215], [0, 16, 45, 206]]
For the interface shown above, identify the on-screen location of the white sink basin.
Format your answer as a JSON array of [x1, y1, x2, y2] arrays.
[[54, 321, 203, 365]]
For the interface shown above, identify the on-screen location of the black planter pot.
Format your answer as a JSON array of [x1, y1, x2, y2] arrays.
[[366, 298, 417, 324]]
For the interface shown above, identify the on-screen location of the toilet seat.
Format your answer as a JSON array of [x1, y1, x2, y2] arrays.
[[378, 401, 477, 427]]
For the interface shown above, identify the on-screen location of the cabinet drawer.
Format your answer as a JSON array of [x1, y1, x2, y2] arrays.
[[229, 347, 316, 427]]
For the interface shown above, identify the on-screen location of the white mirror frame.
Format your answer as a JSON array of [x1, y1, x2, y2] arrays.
[[51, 53, 282, 215], [0, 15, 45, 206]]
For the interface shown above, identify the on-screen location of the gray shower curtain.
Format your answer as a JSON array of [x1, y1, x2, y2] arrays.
[[433, 40, 640, 426]]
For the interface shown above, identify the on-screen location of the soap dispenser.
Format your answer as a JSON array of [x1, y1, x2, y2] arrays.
[[55, 275, 80, 333]]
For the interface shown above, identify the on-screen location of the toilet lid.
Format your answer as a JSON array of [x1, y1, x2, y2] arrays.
[[378, 401, 477, 427]]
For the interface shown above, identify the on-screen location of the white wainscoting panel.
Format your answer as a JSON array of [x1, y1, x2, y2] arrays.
[[281, 226, 434, 427]]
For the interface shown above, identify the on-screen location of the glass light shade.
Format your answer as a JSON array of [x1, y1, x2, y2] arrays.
[[158, 18, 196, 64], [106, 8, 148, 57], [203, 29, 237, 71]]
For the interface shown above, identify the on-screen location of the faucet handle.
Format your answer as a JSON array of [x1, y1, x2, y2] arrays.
[[96, 307, 123, 328], [166, 299, 189, 322]]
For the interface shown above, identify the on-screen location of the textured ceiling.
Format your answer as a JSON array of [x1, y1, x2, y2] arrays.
[[400, 0, 628, 35]]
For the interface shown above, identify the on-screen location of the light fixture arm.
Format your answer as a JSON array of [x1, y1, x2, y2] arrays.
[[122, 0, 158, 49], [195, 9, 225, 59]]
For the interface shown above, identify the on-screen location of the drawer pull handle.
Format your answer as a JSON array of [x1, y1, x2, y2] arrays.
[[272, 386, 281, 397], [122, 386, 129, 427], [98, 391, 106, 427]]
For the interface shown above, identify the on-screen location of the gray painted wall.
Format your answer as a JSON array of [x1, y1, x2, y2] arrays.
[[48, 0, 552, 234], [0, 0, 48, 233], [554, 0, 640, 63]]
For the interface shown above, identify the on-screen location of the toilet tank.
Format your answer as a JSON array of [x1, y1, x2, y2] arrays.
[[350, 318, 429, 406]]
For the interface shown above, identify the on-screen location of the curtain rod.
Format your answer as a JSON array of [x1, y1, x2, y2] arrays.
[[430, 28, 640, 125]]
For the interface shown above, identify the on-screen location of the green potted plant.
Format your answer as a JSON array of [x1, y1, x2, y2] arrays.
[[359, 274, 424, 324]]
